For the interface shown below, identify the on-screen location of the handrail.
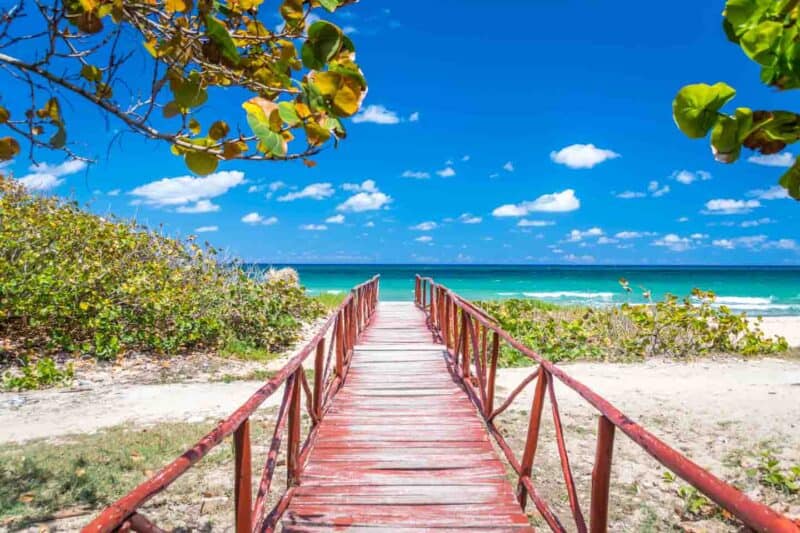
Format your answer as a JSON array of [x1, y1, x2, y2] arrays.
[[414, 275, 799, 533], [84, 275, 380, 533]]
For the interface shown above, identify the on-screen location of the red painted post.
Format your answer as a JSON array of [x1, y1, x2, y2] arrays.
[[460, 310, 470, 379], [591, 415, 616, 533], [517, 367, 549, 509], [313, 338, 324, 420], [486, 331, 500, 415], [233, 418, 252, 533], [335, 315, 344, 378], [287, 369, 302, 485]]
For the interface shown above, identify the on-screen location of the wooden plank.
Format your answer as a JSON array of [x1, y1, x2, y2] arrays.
[[283, 302, 532, 531]]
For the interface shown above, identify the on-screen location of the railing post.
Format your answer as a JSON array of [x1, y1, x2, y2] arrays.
[[287, 369, 302, 485], [313, 338, 324, 420], [486, 331, 499, 415], [460, 310, 470, 379], [335, 314, 344, 378], [517, 367, 549, 509], [233, 418, 252, 533], [591, 415, 616, 533]]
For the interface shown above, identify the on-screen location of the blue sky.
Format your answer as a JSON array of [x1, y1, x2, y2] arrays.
[[5, 0, 800, 264]]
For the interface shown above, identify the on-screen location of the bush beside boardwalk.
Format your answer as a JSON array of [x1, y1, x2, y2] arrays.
[[0, 176, 325, 389]]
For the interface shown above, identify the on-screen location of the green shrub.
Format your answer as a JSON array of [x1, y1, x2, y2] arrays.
[[478, 286, 788, 365], [0, 176, 324, 368], [3, 357, 73, 391]]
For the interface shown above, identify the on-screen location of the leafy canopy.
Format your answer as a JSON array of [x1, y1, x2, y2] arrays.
[[0, 0, 367, 174], [673, 0, 800, 199]]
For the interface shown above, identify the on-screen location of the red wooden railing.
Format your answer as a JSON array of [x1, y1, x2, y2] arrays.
[[84, 275, 380, 533], [414, 275, 799, 533]]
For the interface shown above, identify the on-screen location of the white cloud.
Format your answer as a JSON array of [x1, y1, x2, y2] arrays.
[[597, 236, 618, 245], [703, 198, 761, 215], [648, 180, 670, 197], [342, 180, 378, 193], [747, 185, 790, 200], [493, 189, 580, 217], [241, 212, 278, 225], [415, 235, 433, 243], [458, 213, 482, 224], [195, 225, 218, 233], [337, 181, 392, 212], [352, 105, 400, 125], [17, 159, 88, 191], [107, 189, 121, 196], [325, 214, 345, 224], [364, 221, 375, 228], [503, 161, 514, 172], [652, 234, 693, 252], [411, 221, 437, 231], [615, 231, 643, 239], [408, 112, 420, 122], [747, 152, 795, 167], [300, 224, 327, 231], [130, 170, 244, 208], [677, 217, 689, 223], [278, 182, 334, 202], [462, 155, 470, 162], [176, 199, 220, 213], [765, 238, 798, 250], [673, 170, 711, 185], [402, 170, 430, 179], [436, 167, 456, 178], [615, 190, 646, 199], [711, 235, 767, 250], [550, 144, 620, 169], [740, 217, 773, 228], [567, 227, 603, 242], [517, 219, 554, 227], [690, 233, 708, 240]]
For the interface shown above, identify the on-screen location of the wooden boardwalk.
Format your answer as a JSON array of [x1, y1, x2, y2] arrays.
[[282, 302, 533, 531]]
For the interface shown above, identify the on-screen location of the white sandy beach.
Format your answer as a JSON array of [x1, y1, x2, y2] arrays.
[[754, 316, 800, 347]]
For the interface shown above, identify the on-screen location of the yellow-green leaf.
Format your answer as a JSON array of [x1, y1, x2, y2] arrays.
[[185, 150, 219, 175]]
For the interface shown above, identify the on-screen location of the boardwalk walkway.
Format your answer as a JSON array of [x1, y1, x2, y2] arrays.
[[282, 302, 532, 531]]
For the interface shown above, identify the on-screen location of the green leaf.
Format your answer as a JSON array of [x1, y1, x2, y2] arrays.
[[779, 157, 800, 199], [740, 21, 782, 65], [208, 120, 229, 140], [724, 0, 773, 38], [80, 64, 102, 83], [184, 150, 219, 175], [278, 102, 300, 126], [318, 0, 339, 12], [0, 136, 20, 160], [204, 15, 241, 65], [711, 116, 741, 163], [50, 125, 67, 149], [0, 107, 9, 124], [673, 82, 737, 138], [173, 72, 208, 109], [244, 108, 286, 157], [301, 21, 342, 70]]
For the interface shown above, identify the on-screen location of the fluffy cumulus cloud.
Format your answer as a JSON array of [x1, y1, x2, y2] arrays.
[[436, 166, 456, 178], [415, 235, 433, 243], [517, 219, 554, 227], [277, 182, 334, 202], [550, 144, 620, 169], [408, 112, 420, 122], [241, 212, 278, 225], [458, 213, 482, 224], [17, 159, 88, 191], [648, 180, 670, 197], [503, 161, 514, 172], [325, 214, 345, 224], [652, 234, 693, 252], [615, 231, 643, 239], [493, 189, 580, 217], [402, 170, 430, 179], [130, 170, 244, 211], [195, 225, 218, 233], [703, 198, 761, 215], [300, 224, 327, 231], [747, 185, 790, 200], [352, 105, 400, 125], [337, 181, 391, 213], [672, 170, 711, 185], [411, 221, 437, 231], [747, 152, 795, 167], [567, 227, 603, 242]]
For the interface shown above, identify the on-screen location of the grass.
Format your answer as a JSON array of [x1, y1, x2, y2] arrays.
[[220, 338, 279, 362], [312, 292, 347, 311], [0, 422, 230, 528]]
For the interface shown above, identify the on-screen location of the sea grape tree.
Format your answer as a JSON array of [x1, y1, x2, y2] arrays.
[[0, 0, 366, 174], [672, 0, 800, 199]]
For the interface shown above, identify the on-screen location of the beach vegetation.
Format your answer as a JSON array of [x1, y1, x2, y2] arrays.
[[0, 0, 366, 174], [0, 176, 324, 389], [673, 0, 800, 199], [479, 281, 788, 365]]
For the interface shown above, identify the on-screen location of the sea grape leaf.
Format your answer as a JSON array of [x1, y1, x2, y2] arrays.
[[673, 83, 736, 138]]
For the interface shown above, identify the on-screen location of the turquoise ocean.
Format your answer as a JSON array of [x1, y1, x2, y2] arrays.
[[261, 265, 800, 317]]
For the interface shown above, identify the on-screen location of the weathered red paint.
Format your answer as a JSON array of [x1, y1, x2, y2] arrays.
[[415, 274, 800, 533]]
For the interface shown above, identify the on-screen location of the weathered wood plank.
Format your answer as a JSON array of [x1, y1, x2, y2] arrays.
[[282, 302, 533, 531]]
